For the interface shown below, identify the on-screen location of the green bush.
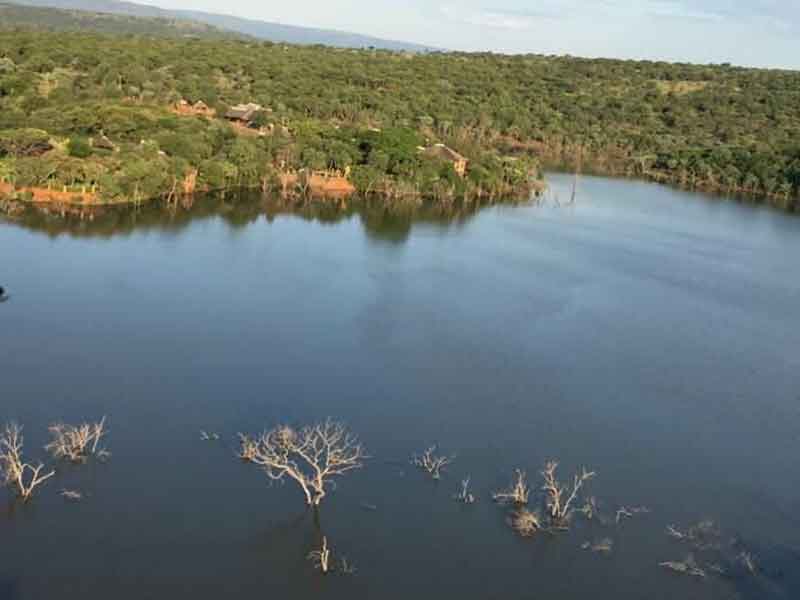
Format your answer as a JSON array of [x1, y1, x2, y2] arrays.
[[67, 137, 92, 158]]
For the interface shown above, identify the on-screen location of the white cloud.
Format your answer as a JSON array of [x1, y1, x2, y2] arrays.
[[441, 1, 792, 26], [439, 5, 540, 30], [636, 0, 724, 21]]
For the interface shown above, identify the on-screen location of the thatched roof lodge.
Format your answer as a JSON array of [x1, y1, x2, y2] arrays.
[[423, 144, 469, 177], [224, 103, 263, 125]]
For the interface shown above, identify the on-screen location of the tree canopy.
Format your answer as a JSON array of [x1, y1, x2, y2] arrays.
[[0, 29, 798, 210]]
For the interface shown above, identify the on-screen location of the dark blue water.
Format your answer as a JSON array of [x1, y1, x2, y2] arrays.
[[1, 175, 799, 599]]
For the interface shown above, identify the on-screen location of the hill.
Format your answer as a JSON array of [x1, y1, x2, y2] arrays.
[[6, 0, 435, 51], [0, 30, 798, 212], [0, 2, 244, 38]]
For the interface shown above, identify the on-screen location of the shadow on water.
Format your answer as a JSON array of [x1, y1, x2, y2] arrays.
[[245, 508, 311, 550], [0, 190, 507, 243]]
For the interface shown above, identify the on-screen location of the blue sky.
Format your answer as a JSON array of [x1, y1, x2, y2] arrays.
[[139, 0, 800, 69]]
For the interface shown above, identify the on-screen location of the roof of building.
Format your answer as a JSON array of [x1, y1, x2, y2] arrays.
[[224, 102, 263, 121]]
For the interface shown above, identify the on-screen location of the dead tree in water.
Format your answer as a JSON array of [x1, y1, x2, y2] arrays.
[[666, 520, 721, 551], [510, 508, 543, 537], [454, 476, 476, 504], [660, 554, 707, 578], [0, 423, 55, 501], [615, 505, 650, 524], [542, 461, 595, 525], [239, 420, 366, 507], [307, 536, 356, 575], [412, 445, 454, 480], [46, 417, 108, 463], [492, 469, 530, 505], [308, 536, 332, 574]]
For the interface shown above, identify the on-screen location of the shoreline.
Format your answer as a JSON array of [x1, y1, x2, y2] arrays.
[[0, 177, 548, 220], [4, 167, 798, 222], [541, 163, 799, 213]]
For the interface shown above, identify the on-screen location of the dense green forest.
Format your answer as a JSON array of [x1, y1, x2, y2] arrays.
[[1, 29, 799, 213]]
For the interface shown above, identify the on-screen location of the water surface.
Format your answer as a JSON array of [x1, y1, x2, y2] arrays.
[[2, 175, 799, 599]]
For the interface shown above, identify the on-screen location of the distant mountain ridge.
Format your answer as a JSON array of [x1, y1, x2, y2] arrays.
[[6, 0, 436, 51], [0, 2, 244, 38]]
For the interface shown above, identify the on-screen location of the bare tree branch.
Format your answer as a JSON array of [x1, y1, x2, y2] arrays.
[[541, 461, 595, 525], [454, 476, 475, 504], [308, 537, 357, 576], [492, 469, 530, 505], [0, 423, 55, 501], [738, 551, 758, 575], [616, 505, 650, 524], [411, 445, 454, 480], [308, 536, 332, 574], [239, 420, 366, 507], [46, 417, 108, 463]]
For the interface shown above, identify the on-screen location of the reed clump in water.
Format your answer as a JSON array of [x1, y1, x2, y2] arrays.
[[510, 508, 543, 537]]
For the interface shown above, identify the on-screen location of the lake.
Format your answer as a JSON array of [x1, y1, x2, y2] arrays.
[[1, 174, 799, 599]]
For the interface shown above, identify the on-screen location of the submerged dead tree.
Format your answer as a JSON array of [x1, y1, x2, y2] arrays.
[[542, 461, 595, 526], [412, 445, 454, 480], [493, 469, 530, 505], [46, 417, 109, 463], [660, 554, 707, 578], [495, 461, 596, 538], [239, 420, 366, 507], [664, 520, 763, 581], [307, 536, 357, 576], [308, 536, 332, 574], [666, 521, 722, 550], [0, 423, 55, 501], [454, 476, 476, 504]]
